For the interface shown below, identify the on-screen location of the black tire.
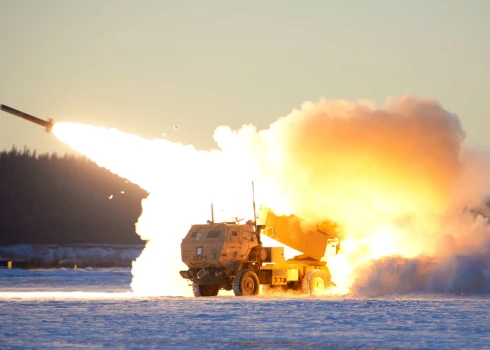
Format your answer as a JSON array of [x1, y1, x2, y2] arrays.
[[302, 270, 330, 296], [192, 283, 219, 297], [232, 269, 260, 296]]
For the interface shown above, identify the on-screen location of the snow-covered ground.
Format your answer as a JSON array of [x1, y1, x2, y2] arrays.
[[1, 268, 489, 349]]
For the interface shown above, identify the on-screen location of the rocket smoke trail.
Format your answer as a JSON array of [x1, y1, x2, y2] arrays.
[[53, 95, 490, 296]]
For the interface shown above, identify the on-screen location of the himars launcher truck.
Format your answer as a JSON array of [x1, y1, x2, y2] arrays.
[[179, 207, 340, 297]]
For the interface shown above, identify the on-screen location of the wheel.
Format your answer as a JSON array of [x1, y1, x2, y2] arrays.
[[232, 269, 260, 296], [192, 283, 219, 297], [302, 270, 330, 296]]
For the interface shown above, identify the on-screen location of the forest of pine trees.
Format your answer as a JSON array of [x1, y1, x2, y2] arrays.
[[0, 147, 148, 245]]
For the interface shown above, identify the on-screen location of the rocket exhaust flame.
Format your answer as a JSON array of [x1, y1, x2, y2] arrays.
[[51, 95, 490, 297]]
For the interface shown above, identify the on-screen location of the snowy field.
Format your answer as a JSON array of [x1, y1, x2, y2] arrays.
[[1, 268, 490, 349]]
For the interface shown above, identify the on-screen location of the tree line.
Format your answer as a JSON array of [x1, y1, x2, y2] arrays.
[[0, 147, 148, 245]]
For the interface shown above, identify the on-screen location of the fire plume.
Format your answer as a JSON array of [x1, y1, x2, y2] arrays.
[[53, 95, 490, 296]]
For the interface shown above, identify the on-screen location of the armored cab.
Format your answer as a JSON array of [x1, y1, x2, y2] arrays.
[[180, 221, 262, 296], [180, 210, 341, 297]]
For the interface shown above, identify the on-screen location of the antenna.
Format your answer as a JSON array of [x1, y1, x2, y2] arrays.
[[252, 181, 257, 228], [211, 202, 215, 223]]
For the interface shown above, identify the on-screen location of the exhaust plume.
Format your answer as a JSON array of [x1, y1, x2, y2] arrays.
[[53, 95, 490, 296]]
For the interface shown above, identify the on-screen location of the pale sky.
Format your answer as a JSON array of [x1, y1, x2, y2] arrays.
[[1, 0, 489, 155]]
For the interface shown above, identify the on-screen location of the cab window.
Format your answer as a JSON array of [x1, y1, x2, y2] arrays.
[[191, 232, 203, 240], [227, 229, 240, 241], [207, 231, 221, 238]]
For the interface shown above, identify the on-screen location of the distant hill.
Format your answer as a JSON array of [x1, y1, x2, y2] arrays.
[[0, 147, 149, 245]]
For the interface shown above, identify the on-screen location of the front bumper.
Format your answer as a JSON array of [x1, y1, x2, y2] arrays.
[[179, 267, 227, 285]]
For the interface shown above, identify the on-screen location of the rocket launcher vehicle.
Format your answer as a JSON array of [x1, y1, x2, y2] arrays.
[[0, 104, 54, 132]]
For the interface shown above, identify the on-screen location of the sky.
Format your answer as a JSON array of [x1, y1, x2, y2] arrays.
[[0, 0, 489, 155]]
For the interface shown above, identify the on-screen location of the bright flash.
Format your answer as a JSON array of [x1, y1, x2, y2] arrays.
[[51, 95, 470, 297]]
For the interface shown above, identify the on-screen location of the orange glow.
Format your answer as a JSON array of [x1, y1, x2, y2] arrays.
[[52, 95, 490, 296]]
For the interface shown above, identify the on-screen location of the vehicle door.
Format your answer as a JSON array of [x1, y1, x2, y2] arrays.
[[227, 227, 242, 260]]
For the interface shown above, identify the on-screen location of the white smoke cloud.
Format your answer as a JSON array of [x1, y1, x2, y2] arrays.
[[53, 95, 490, 296], [214, 95, 490, 294]]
